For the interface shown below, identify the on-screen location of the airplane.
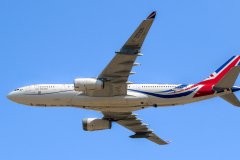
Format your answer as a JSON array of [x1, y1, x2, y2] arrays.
[[7, 11, 240, 145]]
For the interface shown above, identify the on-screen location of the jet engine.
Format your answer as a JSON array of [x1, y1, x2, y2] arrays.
[[82, 118, 111, 131], [74, 78, 104, 91]]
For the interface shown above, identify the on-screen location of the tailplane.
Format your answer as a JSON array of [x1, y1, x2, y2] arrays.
[[220, 93, 240, 107]]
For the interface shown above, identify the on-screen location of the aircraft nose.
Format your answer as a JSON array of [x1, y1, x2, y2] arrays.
[[7, 92, 15, 101]]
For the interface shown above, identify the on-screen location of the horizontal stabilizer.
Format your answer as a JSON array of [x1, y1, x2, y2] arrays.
[[220, 93, 240, 107], [214, 66, 240, 90]]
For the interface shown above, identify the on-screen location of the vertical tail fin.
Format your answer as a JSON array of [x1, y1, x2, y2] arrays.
[[199, 56, 240, 86]]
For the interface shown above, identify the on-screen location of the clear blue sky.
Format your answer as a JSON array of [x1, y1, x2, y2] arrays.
[[1, 0, 240, 159]]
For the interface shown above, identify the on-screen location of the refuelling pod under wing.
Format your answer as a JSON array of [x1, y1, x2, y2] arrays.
[[82, 118, 111, 131], [74, 78, 104, 91]]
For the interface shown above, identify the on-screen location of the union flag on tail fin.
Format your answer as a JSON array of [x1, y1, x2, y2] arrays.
[[200, 55, 240, 85], [194, 56, 240, 98]]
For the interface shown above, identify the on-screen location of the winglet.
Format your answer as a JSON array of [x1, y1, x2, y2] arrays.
[[166, 141, 171, 144], [146, 11, 156, 20], [118, 11, 157, 51]]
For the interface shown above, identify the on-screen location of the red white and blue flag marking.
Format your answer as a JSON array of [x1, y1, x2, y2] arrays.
[[129, 56, 240, 99], [146, 11, 156, 19]]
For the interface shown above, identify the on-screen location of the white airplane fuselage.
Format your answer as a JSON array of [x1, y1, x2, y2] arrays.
[[7, 11, 240, 145], [7, 83, 231, 112]]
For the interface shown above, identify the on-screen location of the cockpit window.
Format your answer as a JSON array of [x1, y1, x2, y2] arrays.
[[14, 89, 20, 91]]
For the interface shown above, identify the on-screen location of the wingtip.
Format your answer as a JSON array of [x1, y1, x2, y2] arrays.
[[166, 141, 171, 144], [146, 11, 156, 19]]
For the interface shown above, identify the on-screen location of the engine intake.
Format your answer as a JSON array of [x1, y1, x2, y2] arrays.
[[74, 78, 103, 91], [82, 118, 111, 131]]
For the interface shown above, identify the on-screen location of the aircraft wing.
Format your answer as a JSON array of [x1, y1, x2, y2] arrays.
[[88, 12, 156, 97], [102, 111, 169, 145]]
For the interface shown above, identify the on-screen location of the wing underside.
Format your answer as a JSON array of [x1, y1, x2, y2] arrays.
[[88, 12, 156, 97], [102, 111, 168, 145]]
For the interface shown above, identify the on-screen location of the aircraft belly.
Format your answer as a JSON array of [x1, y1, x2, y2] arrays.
[[126, 92, 149, 105], [71, 95, 128, 106], [71, 92, 149, 107], [147, 92, 197, 106]]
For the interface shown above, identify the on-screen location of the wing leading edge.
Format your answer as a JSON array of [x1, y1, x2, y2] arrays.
[[89, 12, 156, 97], [102, 111, 169, 145]]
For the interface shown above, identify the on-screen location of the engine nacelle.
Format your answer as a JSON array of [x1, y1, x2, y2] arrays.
[[82, 118, 111, 131], [74, 78, 104, 91]]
